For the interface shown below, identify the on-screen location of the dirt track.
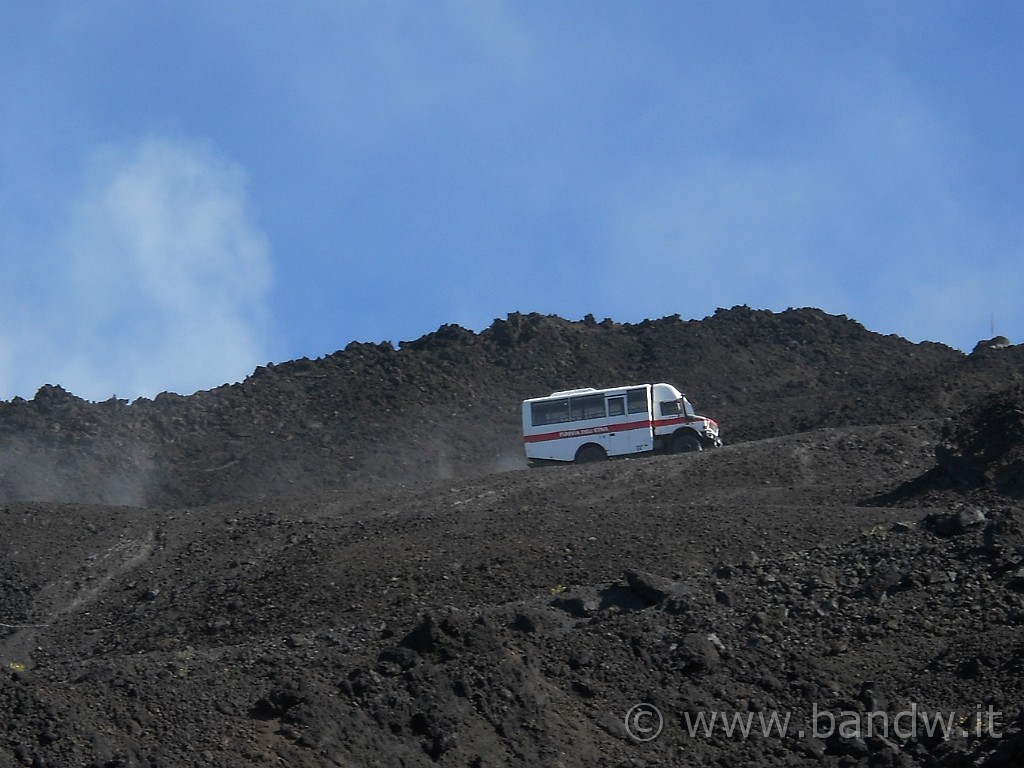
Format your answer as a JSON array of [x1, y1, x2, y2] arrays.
[[2, 307, 1024, 766]]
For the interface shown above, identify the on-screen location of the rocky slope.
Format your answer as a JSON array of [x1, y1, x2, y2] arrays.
[[1, 306, 1023, 767]]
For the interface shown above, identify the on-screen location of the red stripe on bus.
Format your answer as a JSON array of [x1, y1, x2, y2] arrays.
[[523, 419, 653, 443], [651, 415, 701, 429]]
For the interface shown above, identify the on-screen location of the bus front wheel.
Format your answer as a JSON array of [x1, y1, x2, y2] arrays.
[[671, 433, 703, 453]]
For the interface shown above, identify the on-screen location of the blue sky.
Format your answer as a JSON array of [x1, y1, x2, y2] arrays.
[[2, 1, 1022, 401]]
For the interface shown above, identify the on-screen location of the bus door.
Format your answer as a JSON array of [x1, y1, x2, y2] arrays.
[[605, 390, 654, 456]]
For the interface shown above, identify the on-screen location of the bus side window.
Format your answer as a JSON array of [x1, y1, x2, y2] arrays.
[[607, 396, 625, 417], [570, 393, 606, 421], [626, 388, 647, 414], [531, 398, 569, 426]]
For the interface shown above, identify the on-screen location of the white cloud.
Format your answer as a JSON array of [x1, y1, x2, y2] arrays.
[[1, 136, 273, 401]]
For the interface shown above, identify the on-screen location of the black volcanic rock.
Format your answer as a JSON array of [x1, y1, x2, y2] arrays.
[[935, 386, 1024, 497], [2, 307, 1023, 508]]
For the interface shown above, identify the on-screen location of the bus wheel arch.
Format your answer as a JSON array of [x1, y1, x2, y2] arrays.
[[574, 443, 607, 464]]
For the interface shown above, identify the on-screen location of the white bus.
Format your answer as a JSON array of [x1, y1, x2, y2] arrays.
[[522, 382, 721, 464]]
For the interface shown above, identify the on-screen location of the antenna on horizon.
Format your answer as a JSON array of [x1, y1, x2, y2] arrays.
[[991, 313, 995, 337]]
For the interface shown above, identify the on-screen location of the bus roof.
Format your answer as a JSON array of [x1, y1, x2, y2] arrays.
[[548, 387, 597, 397]]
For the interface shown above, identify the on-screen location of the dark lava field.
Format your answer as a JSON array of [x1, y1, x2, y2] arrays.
[[2, 306, 1024, 767]]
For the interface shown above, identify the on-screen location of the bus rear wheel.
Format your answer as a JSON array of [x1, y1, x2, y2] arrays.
[[575, 444, 607, 464]]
